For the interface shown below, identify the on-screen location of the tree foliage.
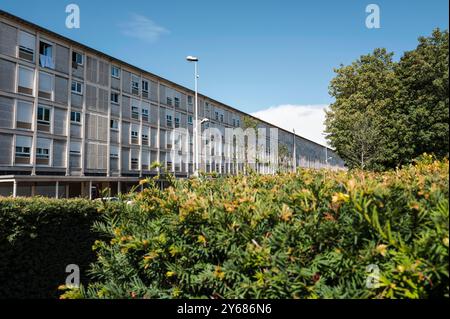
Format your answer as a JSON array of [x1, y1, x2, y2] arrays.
[[326, 29, 449, 170]]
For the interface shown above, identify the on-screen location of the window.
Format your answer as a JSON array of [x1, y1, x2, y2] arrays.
[[142, 132, 149, 142], [166, 114, 173, 126], [142, 107, 149, 121], [166, 97, 173, 106], [174, 97, 180, 108], [18, 31, 35, 62], [232, 119, 236, 127], [39, 40, 54, 69], [15, 145, 31, 157], [131, 76, 140, 95], [215, 111, 219, 121], [131, 106, 140, 119], [70, 141, 81, 154], [111, 66, 120, 78], [71, 111, 81, 123], [16, 100, 33, 129], [142, 80, 149, 95], [37, 106, 51, 125], [110, 119, 119, 130], [72, 51, 83, 65], [187, 96, 193, 106], [131, 125, 139, 144], [71, 80, 83, 94], [188, 115, 193, 125], [142, 80, 149, 92], [18, 66, 34, 95], [36, 138, 51, 164], [111, 92, 119, 104], [110, 146, 119, 158], [38, 72, 53, 99], [131, 157, 139, 170], [236, 119, 240, 127], [36, 148, 50, 159], [220, 114, 224, 123], [15, 136, 32, 158], [175, 117, 180, 128]]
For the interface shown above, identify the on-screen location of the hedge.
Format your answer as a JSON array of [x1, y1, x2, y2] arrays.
[[0, 198, 102, 299], [74, 157, 448, 299]]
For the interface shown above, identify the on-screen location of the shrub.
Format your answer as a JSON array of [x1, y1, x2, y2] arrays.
[[0, 197, 102, 298], [78, 159, 449, 299]]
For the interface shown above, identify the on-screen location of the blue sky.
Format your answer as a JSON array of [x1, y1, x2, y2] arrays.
[[0, 0, 448, 145]]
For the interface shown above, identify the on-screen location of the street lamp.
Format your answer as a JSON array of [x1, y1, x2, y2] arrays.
[[186, 56, 199, 176], [322, 132, 332, 168]]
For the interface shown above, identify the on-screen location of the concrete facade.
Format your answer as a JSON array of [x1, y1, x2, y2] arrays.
[[0, 10, 344, 198]]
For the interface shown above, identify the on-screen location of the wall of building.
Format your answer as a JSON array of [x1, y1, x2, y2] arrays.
[[0, 13, 344, 186]]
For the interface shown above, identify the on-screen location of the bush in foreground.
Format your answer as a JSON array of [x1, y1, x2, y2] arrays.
[[74, 159, 448, 299], [0, 197, 102, 298]]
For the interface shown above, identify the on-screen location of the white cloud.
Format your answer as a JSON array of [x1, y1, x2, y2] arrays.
[[251, 104, 329, 146], [119, 13, 169, 43]]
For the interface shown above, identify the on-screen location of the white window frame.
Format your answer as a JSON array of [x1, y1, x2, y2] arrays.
[[131, 76, 140, 92], [38, 71, 54, 99], [110, 145, 119, 158], [142, 80, 149, 93], [110, 119, 119, 130], [71, 80, 83, 95], [131, 105, 140, 118], [18, 30, 35, 62], [39, 39, 53, 57], [111, 92, 119, 104], [16, 100, 33, 127], [188, 115, 193, 125], [36, 138, 52, 165], [72, 51, 84, 66], [111, 66, 120, 78], [37, 105, 51, 125], [70, 141, 82, 155], [71, 111, 81, 124], [166, 114, 173, 126], [15, 135, 32, 160], [36, 147, 50, 159], [18, 65, 35, 95]]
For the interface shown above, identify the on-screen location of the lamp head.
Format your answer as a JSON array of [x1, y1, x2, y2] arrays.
[[186, 56, 199, 62]]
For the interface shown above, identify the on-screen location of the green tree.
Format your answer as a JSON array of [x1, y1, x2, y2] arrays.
[[326, 29, 449, 170], [395, 29, 449, 161], [325, 48, 398, 170]]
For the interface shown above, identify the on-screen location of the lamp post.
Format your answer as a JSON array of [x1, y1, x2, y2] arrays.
[[322, 132, 332, 168], [292, 128, 297, 172], [186, 56, 199, 176]]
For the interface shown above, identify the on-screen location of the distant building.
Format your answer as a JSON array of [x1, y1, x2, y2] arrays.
[[0, 10, 344, 198]]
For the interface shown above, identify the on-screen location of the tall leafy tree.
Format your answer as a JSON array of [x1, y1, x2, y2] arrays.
[[326, 29, 449, 170], [395, 29, 449, 161], [325, 48, 399, 170]]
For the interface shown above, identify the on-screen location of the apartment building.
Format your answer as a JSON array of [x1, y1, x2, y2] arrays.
[[0, 10, 344, 198]]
